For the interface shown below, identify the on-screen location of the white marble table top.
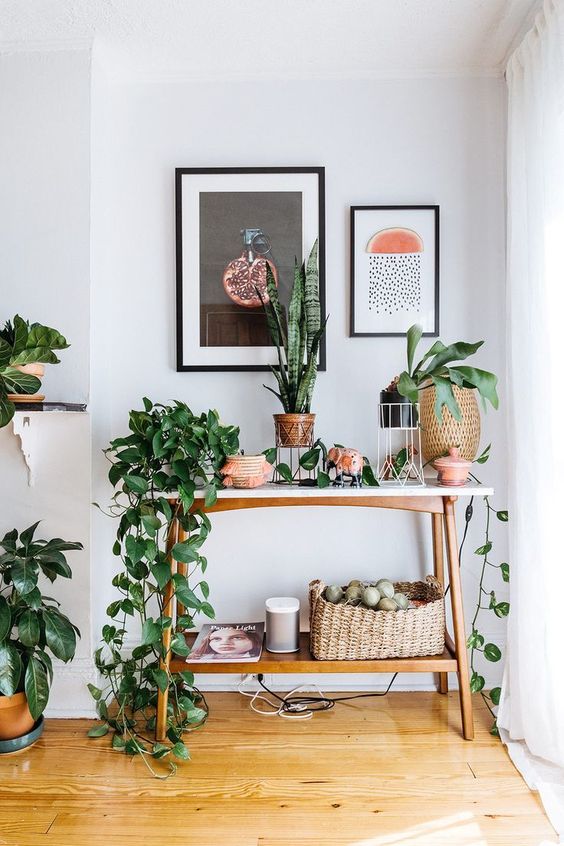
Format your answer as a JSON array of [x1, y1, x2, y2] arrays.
[[190, 481, 493, 499]]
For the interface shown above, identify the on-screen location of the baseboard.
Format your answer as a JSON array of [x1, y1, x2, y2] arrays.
[[44, 657, 98, 718]]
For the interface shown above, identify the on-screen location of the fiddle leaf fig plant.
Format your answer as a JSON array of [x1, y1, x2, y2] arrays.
[[89, 399, 239, 776], [396, 324, 499, 422], [259, 240, 327, 413], [0, 523, 82, 719], [0, 315, 70, 428]]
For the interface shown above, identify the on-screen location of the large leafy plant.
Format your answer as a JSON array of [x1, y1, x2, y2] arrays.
[[0, 315, 69, 427], [396, 324, 499, 421], [260, 240, 327, 413], [88, 399, 239, 775], [0, 523, 82, 719]]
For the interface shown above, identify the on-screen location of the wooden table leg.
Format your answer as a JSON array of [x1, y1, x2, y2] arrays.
[[155, 516, 179, 742], [443, 496, 474, 740], [432, 512, 448, 695], [176, 527, 187, 626]]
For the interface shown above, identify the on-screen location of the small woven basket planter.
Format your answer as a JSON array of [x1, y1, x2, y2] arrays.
[[274, 413, 315, 448], [309, 576, 445, 660]]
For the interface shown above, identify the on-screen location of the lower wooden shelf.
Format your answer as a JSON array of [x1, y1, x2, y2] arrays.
[[170, 632, 457, 674]]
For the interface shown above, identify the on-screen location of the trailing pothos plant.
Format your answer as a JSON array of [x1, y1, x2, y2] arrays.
[[396, 324, 499, 421], [0, 315, 70, 427], [88, 399, 239, 776], [263, 439, 379, 487], [259, 240, 327, 413], [0, 523, 82, 719], [460, 444, 509, 735]]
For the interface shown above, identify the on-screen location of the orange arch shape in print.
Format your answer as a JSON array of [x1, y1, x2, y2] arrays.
[[366, 227, 424, 254]]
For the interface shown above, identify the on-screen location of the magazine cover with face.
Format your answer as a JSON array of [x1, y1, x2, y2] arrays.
[[187, 623, 264, 662]]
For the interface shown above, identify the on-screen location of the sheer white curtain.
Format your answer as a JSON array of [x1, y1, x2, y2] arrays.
[[498, 0, 564, 836]]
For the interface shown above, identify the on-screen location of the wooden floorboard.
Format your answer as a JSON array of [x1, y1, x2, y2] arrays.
[[0, 691, 556, 846]]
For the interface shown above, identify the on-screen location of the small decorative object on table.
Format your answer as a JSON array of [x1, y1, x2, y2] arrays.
[[265, 597, 300, 653], [309, 577, 444, 661], [377, 377, 423, 486], [327, 446, 364, 487], [433, 446, 472, 487], [220, 454, 273, 488], [187, 623, 264, 663]]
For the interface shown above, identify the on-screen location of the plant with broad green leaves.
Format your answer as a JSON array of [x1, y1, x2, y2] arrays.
[[88, 399, 239, 776], [0, 315, 70, 427], [396, 324, 499, 422], [0, 523, 82, 720], [263, 439, 380, 487], [260, 240, 327, 413]]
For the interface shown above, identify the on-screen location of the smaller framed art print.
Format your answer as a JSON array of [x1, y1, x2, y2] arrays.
[[176, 166, 325, 371], [350, 205, 439, 337]]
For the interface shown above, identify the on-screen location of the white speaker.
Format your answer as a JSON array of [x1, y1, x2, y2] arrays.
[[265, 597, 300, 653]]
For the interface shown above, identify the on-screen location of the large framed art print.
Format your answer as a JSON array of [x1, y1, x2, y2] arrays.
[[176, 167, 325, 371], [350, 205, 439, 337]]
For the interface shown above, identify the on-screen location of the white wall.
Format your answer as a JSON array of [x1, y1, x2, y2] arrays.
[[92, 74, 509, 690], [0, 48, 96, 714]]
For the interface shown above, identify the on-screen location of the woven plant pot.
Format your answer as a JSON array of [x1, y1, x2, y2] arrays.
[[274, 413, 315, 448], [309, 576, 444, 660], [420, 385, 480, 462]]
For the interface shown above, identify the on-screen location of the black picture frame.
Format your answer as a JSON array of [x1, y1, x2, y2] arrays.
[[350, 205, 440, 338], [176, 166, 326, 372]]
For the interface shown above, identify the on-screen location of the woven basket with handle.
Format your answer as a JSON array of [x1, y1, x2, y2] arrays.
[[309, 576, 445, 660]]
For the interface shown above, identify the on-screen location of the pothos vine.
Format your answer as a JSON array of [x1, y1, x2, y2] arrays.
[[88, 399, 239, 776]]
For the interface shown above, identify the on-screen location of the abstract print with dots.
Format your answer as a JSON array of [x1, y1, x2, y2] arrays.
[[366, 227, 424, 315]]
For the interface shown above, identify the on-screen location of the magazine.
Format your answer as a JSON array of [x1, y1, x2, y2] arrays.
[[187, 622, 264, 662]]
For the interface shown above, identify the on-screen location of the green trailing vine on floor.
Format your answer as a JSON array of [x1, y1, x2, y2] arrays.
[[88, 399, 239, 776], [463, 444, 509, 735]]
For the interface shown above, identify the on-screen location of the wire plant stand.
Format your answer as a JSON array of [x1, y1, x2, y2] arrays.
[[377, 401, 424, 486]]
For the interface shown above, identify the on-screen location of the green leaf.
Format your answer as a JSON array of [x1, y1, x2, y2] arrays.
[[484, 643, 502, 662], [316, 470, 331, 488], [500, 563, 509, 583], [423, 340, 484, 375], [141, 514, 161, 536], [172, 540, 200, 564], [474, 542, 492, 556], [43, 610, 77, 661], [0, 642, 22, 695], [276, 463, 293, 484], [0, 395, 15, 428], [88, 723, 109, 738], [26, 323, 69, 350], [263, 448, 277, 465], [20, 521, 40, 549], [18, 609, 40, 646], [10, 347, 60, 366], [304, 239, 320, 353], [112, 733, 126, 750], [204, 485, 217, 508], [497, 510, 509, 522], [151, 668, 169, 693], [141, 618, 161, 646], [0, 596, 11, 642], [299, 447, 320, 471], [494, 601, 510, 618], [10, 558, 38, 596], [172, 741, 190, 760], [151, 561, 172, 590], [171, 632, 190, 657], [25, 656, 49, 720], [450, 366, 499, 410], [152, 742, 171, 759], [123, 475, 149, 495], [287, 259, 305, 404], [174, 583, 200, 610], [1, 367, 41, 396], [396, 371, 419, 404], [199, 602, 215, 619], [470, 672, 485, 693], [475, 443, 491, 464], [490, 687, 502, 706], [125, 535, 146, 564], [361, 464, 379, 487], [431, 375, 461, 422], [406, 324, 423, 374], [490, 720, 500, 737], [87, 683, 103, 701], [466, 630, 484, 649], [178, 670, 194, 686]]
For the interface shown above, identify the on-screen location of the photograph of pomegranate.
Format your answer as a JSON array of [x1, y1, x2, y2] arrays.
[[350, 205, 439, 338]]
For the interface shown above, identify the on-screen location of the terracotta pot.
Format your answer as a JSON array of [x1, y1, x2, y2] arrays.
[[420, 385, 480, 462], [0, 692, 35, 741], [433, 447, 472, 487], [13, 363, 45, 378], [274, 413, 315, 448]]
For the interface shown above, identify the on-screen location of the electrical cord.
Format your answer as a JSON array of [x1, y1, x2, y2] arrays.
[[443, 497, 474, 598], [238, 672, 398, 720]]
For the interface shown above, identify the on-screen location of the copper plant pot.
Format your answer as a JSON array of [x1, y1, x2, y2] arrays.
[[274, 413, 315, 448], [420, 386, 481, 462], [0, 692, 35, 741]]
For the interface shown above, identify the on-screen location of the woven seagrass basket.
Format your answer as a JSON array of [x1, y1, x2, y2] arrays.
[[274, 413, 315, 448], [420, 385, 480, 462], [309, 576, 445, 661]]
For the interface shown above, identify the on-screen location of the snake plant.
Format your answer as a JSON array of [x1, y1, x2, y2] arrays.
[[260, 240, 327, 413], [396, 324, 499, 421]]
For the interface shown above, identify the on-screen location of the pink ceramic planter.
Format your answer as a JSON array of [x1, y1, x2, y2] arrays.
[[433, 446, 472, 487]]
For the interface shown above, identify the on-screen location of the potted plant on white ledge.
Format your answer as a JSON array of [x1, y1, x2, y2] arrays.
[[259, 240, 327, 449], [0, 523, 82, 751]]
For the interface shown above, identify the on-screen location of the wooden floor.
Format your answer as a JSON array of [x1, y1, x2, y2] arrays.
[[0, 691, 555, 846]]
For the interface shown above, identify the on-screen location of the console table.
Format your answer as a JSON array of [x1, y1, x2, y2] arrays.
[[156, 483, 492, 742]]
